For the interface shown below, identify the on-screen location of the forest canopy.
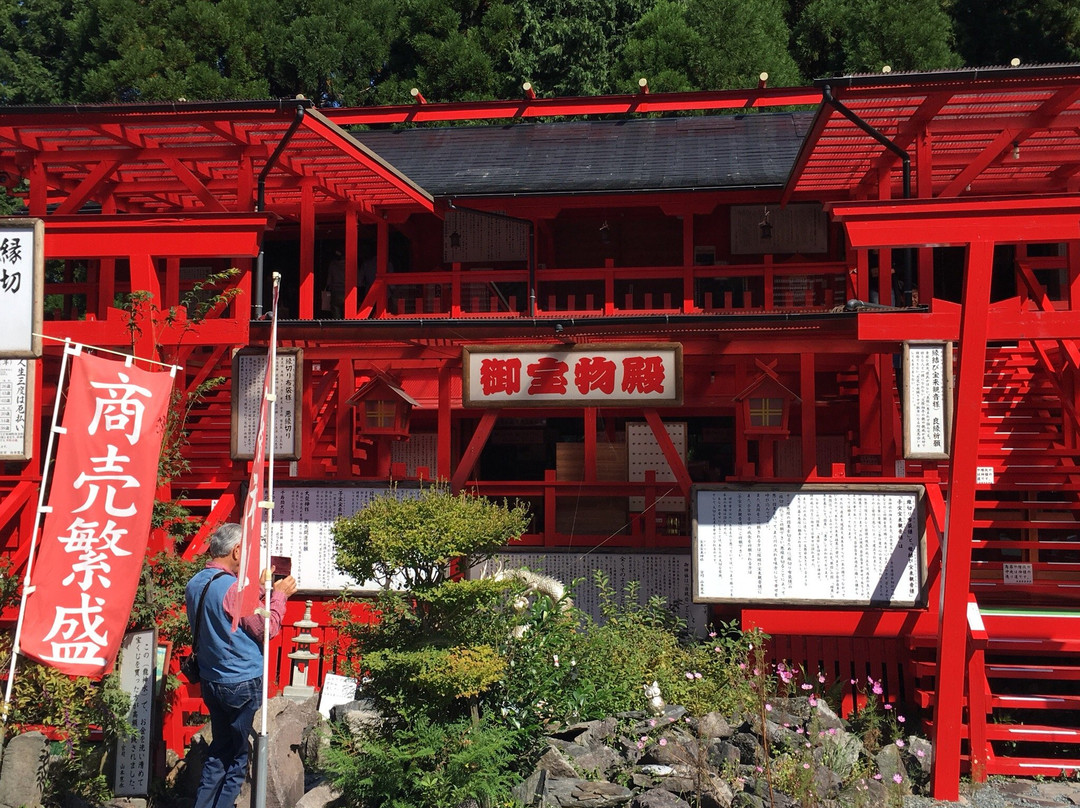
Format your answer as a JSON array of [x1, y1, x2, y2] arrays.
[[1, 0, 1077, 106]]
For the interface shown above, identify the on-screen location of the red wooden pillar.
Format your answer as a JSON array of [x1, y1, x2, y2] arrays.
[[800, 352, 817, 477], [933, 239, 994, 796], [129, 253, 162, 362], [344, 207, 359, 319], [437, 361, 453, 481], [336, 358, 355, 476], [299, 180, 316, 320]]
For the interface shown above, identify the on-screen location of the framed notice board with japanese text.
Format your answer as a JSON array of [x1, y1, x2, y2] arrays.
[[231, 347, 303, 460], [693, 484, 926, 607], [267, 484, 422, 592]]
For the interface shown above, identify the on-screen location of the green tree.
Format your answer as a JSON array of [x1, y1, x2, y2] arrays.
[[72, 0, 270, 101], [0, 0, 84, 103], [500, 0, 652, 97], [619, 0, 802, 93], [952, 0, 1080, 67], [792, 0, 961, 79], [366, 0, 504, 104]]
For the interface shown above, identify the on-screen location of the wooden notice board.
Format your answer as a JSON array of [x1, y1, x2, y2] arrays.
[[693, 484, 926, 607], [231, 347, 303, 460], [903, 341, 953, 460]]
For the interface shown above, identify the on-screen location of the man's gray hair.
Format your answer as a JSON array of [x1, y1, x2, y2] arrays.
[[207, 523, 243, 558]]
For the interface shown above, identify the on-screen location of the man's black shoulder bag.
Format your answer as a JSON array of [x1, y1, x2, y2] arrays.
[[182, 571, 228, 684]]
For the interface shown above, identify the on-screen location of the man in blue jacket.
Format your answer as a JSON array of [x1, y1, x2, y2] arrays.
[[185, 523, 298, 808]]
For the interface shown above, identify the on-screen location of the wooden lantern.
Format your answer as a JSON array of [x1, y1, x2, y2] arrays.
[[347, 372, 417, 438]]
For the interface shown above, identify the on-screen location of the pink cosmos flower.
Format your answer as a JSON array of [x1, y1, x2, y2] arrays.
[[893, 773, 903, 784]]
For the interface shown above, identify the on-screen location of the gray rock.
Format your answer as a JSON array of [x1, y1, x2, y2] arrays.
[[555, 718, 619, 746], [841, 776, 890, 808], [294, 780, 341, 808], [550, 739, 622, 779], [810, 698, 846, 732], [543, 777, 634, 807], [639, 764, 674, 777], [639, 735, 698, 767], [706, 739, 741, 770], [698, 712, 734, 740], [730, 732, 765, 766], [331, 698, 381, 738], [816, 726, 863, 778], [0, 731, 50, 808], [631, 707, 687, 737], [233, 696, 314, 808], [730, 793, 765, 808], [103, 800, 147, 808], [629, 787, 692, 808], [537, 746, 583, 779], [905, 735, 934, 775], [514, 769, 547, 807], [875, 741, 909, 785]]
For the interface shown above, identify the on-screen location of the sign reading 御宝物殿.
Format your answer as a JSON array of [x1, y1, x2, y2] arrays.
[[463, 344, 682, 407]]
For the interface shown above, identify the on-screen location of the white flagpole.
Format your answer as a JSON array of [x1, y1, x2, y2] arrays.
[[2, 340, 79, 731], [253, 273, 281, 808]]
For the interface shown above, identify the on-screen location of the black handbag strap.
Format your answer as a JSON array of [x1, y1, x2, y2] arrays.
[[190, 570, 229, 652]]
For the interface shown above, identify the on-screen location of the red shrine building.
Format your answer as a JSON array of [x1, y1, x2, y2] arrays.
[[3, 64, 1080, 796]]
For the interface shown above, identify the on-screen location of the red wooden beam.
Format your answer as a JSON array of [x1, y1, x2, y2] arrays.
[[451, 409, 501, 492], [829, 195, 1080, 247], [326, 86, 822, 126], [42, 213, 273, 258]]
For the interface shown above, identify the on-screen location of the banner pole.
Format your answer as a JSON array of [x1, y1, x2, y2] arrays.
[[253, 273, 281, 808], [2, 340, 79, 736]]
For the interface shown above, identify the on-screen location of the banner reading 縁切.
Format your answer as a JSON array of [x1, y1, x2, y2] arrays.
[[20, 353, 173, 678]]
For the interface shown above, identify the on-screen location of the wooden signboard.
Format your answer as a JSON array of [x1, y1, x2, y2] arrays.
[[231, 347, 303, 460], [114, 629, 156, 797], [0, 218, 44, 358], [903, 341, 953, 459], [693, 484, 927, 607], [463, 343, 682, 408], [730, 204, 828, 255]]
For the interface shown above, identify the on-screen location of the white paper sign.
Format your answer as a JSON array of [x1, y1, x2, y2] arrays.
[[0, 219, 43, 357], [976, 466, 995, 485], [0, 359, 31, 459], [694, 485, 926, 607], [319, 673, 359, 719], [114, 630, 155, 797], [1002, 563, 1033, 585]]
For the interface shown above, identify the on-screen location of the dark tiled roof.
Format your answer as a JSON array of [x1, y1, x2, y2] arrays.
[[354, 112, 814, 197]]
